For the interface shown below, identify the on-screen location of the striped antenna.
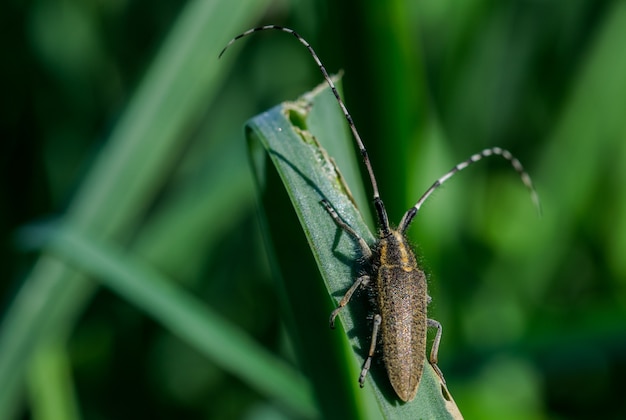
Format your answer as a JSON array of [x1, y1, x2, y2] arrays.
[[220, 26, 540, 236], [219, 25, 391, 234], [398, 147, 541, 233]]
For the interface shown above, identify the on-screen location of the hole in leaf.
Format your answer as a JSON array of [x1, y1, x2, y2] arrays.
[[287, 108, 308, 131], [441, 384, 451, 401]]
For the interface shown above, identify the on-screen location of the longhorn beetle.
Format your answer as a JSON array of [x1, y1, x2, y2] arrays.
[[220, 25, 540, 403]]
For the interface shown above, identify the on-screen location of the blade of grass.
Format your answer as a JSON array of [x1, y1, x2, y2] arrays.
[[507, 1, 626, 290], [19, 222, 317, 419], [248, 79, 462, 418], [130, 140, 256, 282], [27, 339, 80, 420], [0, 0, 272, 416], [66, 0, 267, 235]]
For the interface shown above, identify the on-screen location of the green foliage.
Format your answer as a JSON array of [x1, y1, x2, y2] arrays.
[[1, 0, 626, 418]]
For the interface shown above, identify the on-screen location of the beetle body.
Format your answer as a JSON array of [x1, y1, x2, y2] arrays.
[[376, 231, 427, 402]]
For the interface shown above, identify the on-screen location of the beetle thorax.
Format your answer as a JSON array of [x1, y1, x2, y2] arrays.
[[377, 230, 418, 272]]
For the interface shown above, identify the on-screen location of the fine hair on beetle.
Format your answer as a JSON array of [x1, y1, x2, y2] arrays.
[[220, 25, 541, 403]]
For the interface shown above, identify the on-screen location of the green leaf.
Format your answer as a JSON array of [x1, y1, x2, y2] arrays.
[[0, 0, 272, 417], [27, 339, 80, 420], [22, 223, 317, 418], [248, 79, 463, 418]]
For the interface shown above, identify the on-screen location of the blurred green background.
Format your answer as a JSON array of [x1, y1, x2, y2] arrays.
[[2, 0, 625, 419]]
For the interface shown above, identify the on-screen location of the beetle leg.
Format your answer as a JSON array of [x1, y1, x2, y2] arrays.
[[427, 318, 445, 383], [321, 199, 372, 259], [329, 274, 370, 328], [359, 313, 382, 387]]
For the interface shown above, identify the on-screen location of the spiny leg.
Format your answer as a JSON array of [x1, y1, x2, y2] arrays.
[[398, 147, 541, 232], [220, 25, 391, 233], [427, 318, 445, 383], [359, 314, 382, 387]]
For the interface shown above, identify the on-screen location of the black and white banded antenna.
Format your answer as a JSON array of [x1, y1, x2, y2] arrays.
[[219, 25, 541, 237], [398, 147, 542, 232], [219, 25, 391, 234]]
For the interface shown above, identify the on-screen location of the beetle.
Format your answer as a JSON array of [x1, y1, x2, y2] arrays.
[[220, 25, 540, 402]]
